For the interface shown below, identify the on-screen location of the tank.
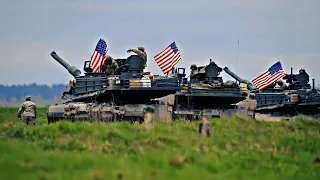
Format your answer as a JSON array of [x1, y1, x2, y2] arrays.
[[46, 51, 250, 123], [236, 67, 320, 118], [167, 60, 249, 120]]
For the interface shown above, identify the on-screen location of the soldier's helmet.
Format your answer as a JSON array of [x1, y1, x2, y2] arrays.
[[299, 68, 305, 73], [138, 46, 145, 52], [25, 96, 31, 101], [249, 93, 255, 99], [190, 64, 197, 70], [276, 79, 284, 86]]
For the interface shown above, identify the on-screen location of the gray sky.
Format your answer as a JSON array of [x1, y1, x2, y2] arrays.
[[1, 0, 320, 85]]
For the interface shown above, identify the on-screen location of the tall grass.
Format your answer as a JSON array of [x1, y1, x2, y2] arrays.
[[0, 107, 319, 180]]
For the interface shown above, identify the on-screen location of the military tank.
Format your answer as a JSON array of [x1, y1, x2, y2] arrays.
[[160, 60, 254, 120], [232, 66, 320, 119], [46, 51, 252, 123], [253, 68, 320, 117]]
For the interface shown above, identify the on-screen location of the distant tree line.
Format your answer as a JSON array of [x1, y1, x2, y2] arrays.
[[0, 83, 66, 107], [0, 83, 319, 107]]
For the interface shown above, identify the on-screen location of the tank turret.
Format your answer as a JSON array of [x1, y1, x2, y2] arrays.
[[50, 51, 81, 77], [282, 67, 310, 89], [223, 67, 258, 91]]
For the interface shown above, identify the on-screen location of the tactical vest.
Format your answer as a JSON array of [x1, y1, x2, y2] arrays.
[[22, 101, 36, 117]]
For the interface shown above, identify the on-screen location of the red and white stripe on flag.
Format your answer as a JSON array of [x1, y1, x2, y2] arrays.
[[252, 61, 286, 91], [90, 39, 107, 72], [154, 42, 181, 74]]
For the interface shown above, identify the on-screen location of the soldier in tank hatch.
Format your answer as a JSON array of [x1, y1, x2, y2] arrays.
[[127, 46, 147, 67], [17, 96, 37, 126], [190, 64, 199, 77], [102, 55, 119, 76]]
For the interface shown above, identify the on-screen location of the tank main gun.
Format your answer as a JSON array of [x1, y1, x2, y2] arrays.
[[50, 51, 81, 77], [223, 67, 258, 91]]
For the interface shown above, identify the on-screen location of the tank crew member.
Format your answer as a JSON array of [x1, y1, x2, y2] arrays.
[[102, 55, 119, 76], [190, 64, 199, 77], [276, 79, 287, 89], [17, 96, 37, 126], [299, 68, 305, 73], [127, 46, 147, 67]]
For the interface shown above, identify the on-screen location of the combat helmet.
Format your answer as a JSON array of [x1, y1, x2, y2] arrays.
[[138, 46, 145, 52], [249, 93, 255, 99], [190, 64, 197, 70], [299, 68, 305, 73], [25, 96, 31, 101]]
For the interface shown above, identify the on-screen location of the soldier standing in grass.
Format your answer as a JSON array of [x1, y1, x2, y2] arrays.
[[199, 117, 211, 137], [17, 96, 37, 126], [246, 93, 257, 119]]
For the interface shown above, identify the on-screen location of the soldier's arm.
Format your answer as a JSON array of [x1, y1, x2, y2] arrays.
[[17, 107, 22, 118], [34, 105, 37, 118], [113, 61, 119, 69], [128, 49, 144, 56]]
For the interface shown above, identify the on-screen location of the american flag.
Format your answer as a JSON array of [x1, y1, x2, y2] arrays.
[[154, 42, 182, 74], [252, 61, 286, 91], [90, 39, 107, 72]]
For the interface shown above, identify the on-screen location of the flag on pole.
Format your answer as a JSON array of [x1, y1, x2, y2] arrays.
[[252, 61, 286, 91], [154, 42, 182, 74], [90, 38, 107, 72]]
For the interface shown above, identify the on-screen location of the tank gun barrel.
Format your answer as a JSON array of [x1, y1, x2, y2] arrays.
[[50, 51, 81, 77], [223, 67, 257, 91]]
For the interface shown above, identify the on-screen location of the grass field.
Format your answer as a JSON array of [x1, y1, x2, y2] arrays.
[[0, 107, 320, 180]]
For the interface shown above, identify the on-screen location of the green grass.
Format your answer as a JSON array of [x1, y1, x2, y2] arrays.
[[0, 107, 320, 180]]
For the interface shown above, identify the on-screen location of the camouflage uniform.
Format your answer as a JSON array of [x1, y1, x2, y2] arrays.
[[102, 55, 119, 76], [127, 46, 147, 67], [17, 96, 37, 126], [246, 93, 257, 119], [199, 118, 211, 137], [190, 64, 199, 77]]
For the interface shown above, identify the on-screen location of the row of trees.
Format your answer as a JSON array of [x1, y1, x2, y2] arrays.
[[0, 83, 66, 107]]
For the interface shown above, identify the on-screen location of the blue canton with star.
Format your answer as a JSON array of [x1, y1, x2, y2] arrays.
[[169, 42, 179, 54], [268, 61, 283, 75], [95, 39, 107, 56]]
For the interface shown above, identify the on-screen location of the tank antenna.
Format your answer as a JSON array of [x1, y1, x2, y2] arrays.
[[237, 38, 239, 74]]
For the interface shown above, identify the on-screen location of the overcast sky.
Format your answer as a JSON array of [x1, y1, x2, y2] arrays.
[[1, 0, 319, 86]]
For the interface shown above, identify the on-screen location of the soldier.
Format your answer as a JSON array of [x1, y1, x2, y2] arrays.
[[143, 107, 155, 131], [276, 79, 287, 89], [199, 117, 211, 137], [190, 64, 199, 77], [127, 46, 147, 67], [17, 96, 37, 126], [246, 93, 257, 119], [102, 55, 119, 76], [299, 68, 305, 73]]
